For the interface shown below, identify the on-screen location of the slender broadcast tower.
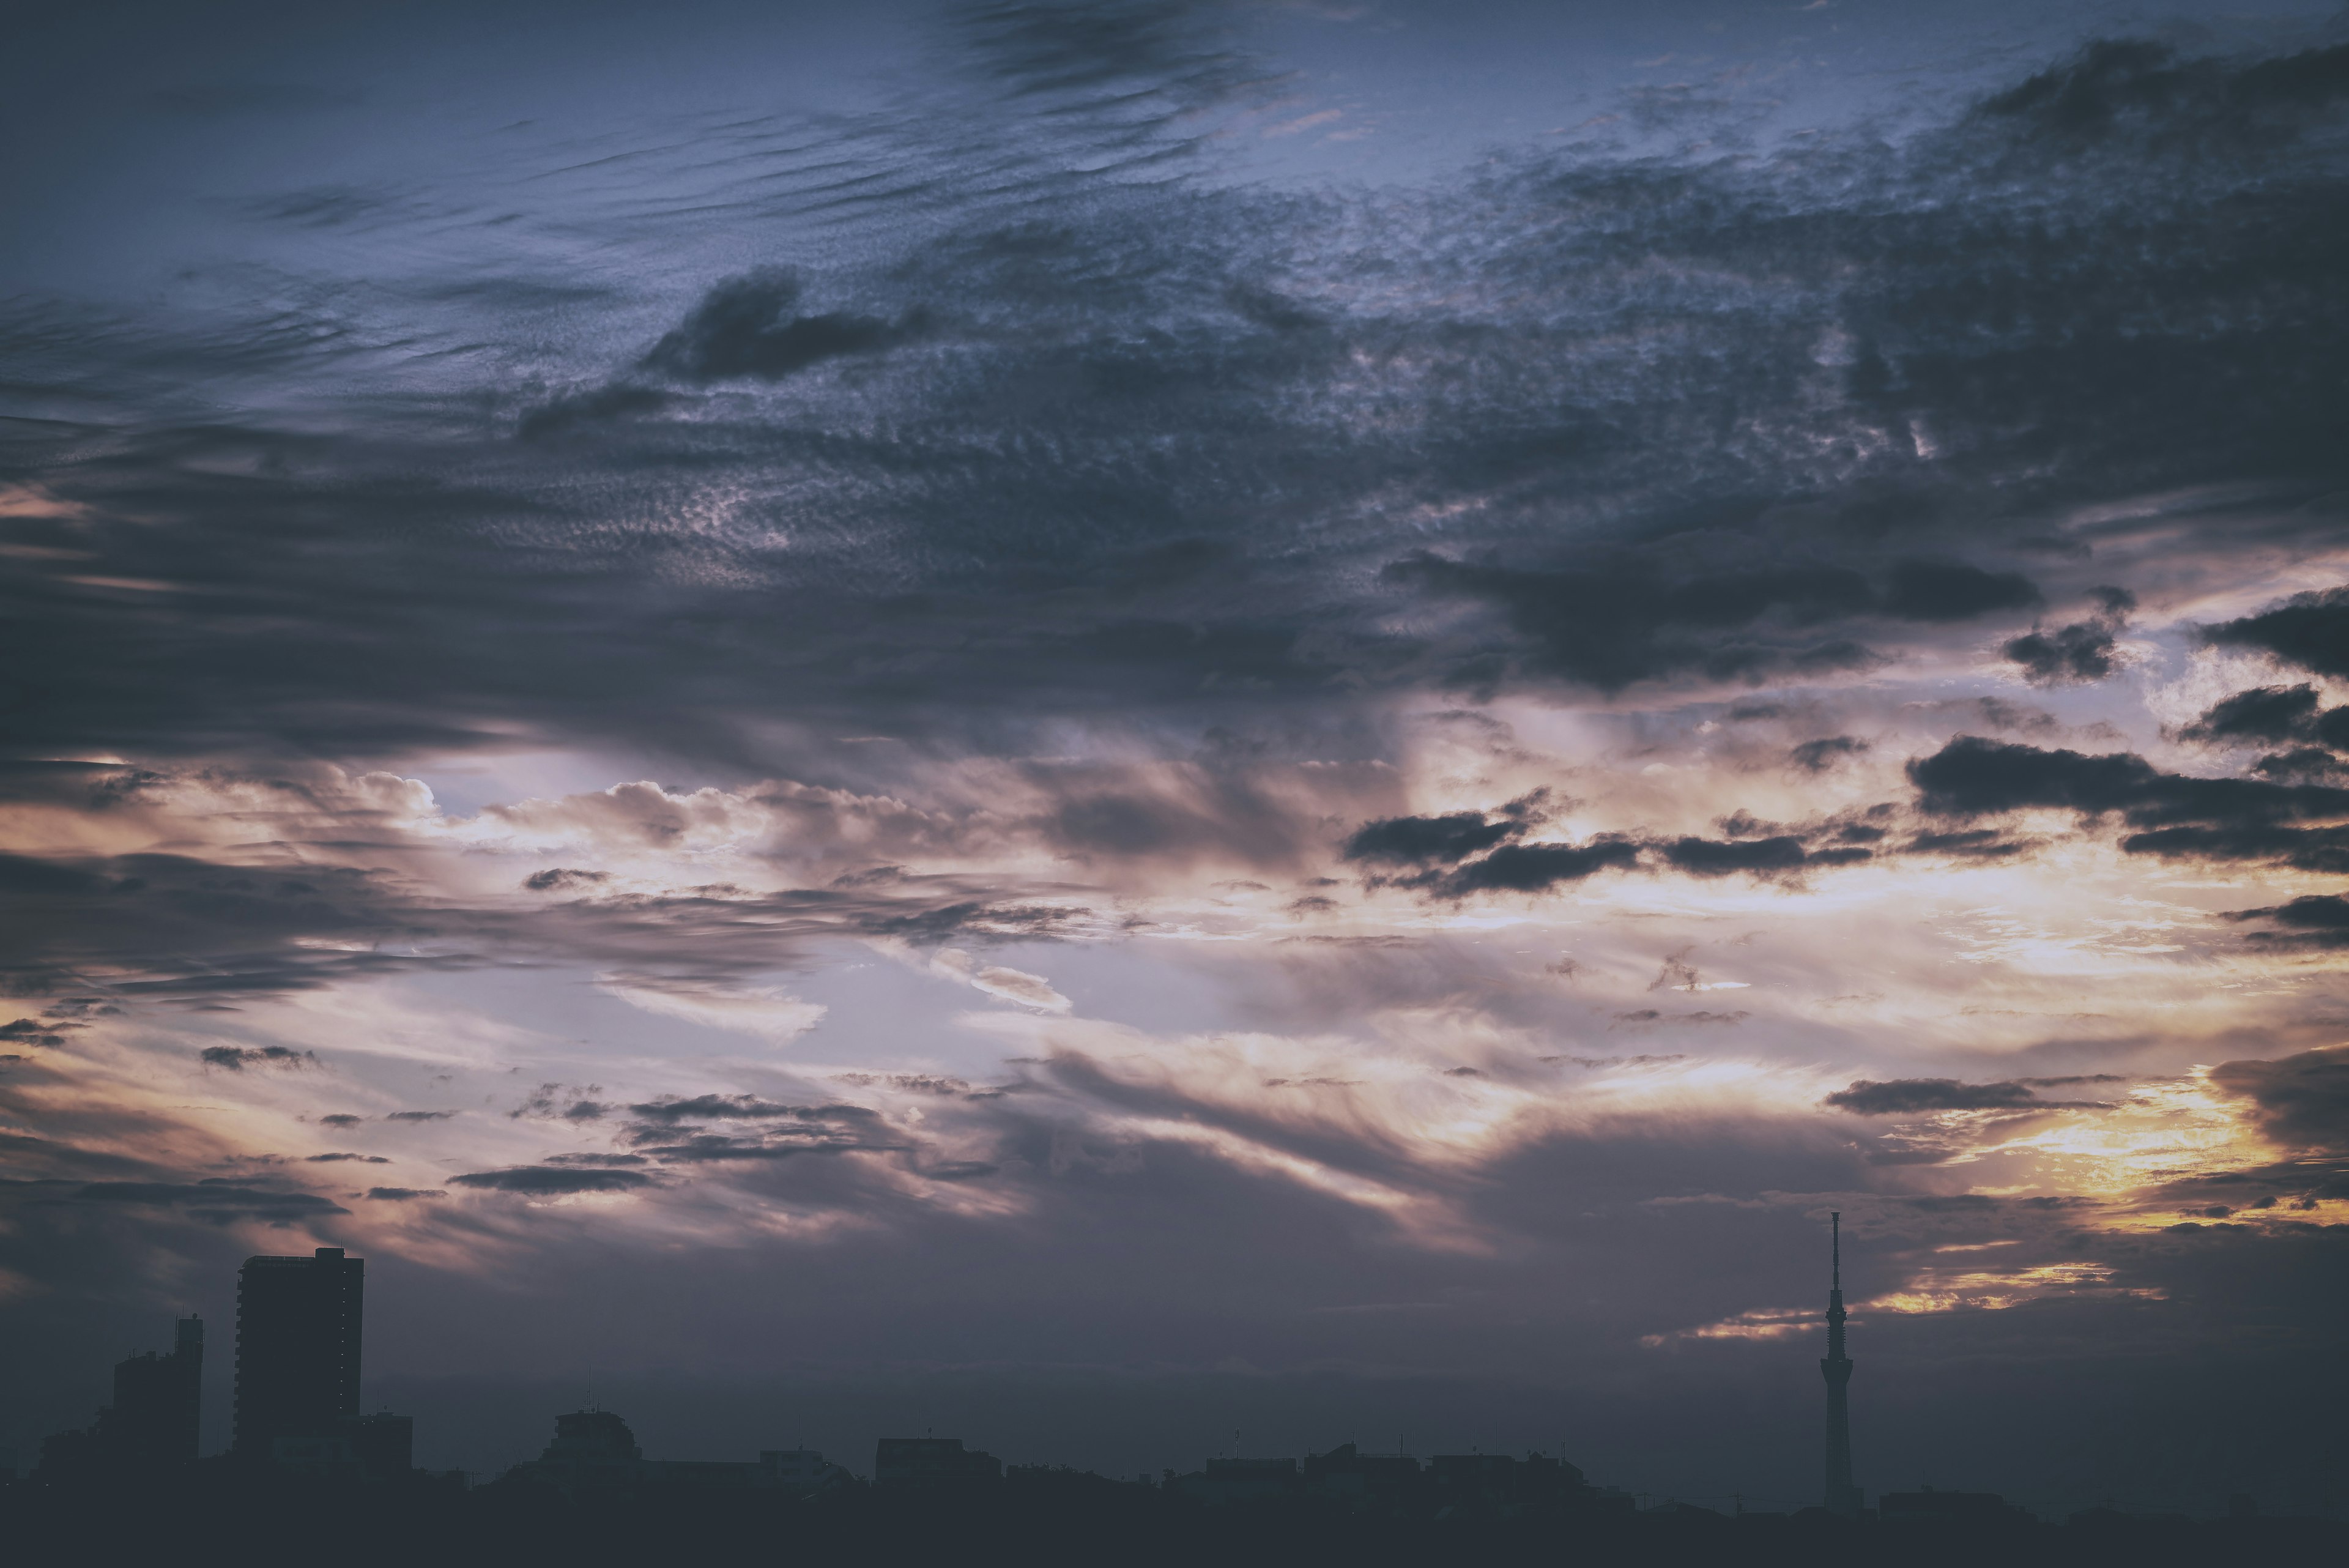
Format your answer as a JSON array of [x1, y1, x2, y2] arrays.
[[1820, 1212, 1861, 1515]]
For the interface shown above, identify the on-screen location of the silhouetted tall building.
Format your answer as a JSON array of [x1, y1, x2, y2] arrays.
[[234, 1246, 363, 1461], [32, 1314, 204, 1485], [1819, 1212, 1861, 1516], [103, 1315, 203, 1469]]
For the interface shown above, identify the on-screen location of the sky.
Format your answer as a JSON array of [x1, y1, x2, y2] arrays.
[[4, 0, 2348, 1516]]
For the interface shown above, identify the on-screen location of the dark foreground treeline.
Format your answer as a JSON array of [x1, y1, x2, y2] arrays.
[[4, 1466, 2336, 1568]]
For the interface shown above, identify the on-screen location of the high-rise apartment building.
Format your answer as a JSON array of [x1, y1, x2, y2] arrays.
[[234, 1246, 364, 1460]]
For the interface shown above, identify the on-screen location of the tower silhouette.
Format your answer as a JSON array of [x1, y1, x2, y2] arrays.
[[1819, 1212, 1861, 1515], [234, 1246, 364, 1460]]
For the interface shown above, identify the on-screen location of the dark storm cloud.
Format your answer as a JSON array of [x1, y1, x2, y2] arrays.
[[1907, 736, 2349, 869], [1379, 552, 2018, 693], [1335, 797, 1644, 896], [964, 0, 1214, 91], [1902, 828, 2036, 860], [1419, 838, 1644, 897], [522, 868, 610, 893], [2002, 587, 2134, 686], [2207, 586, 2349, 677], [1348, 788, 2106, 901], [639, 270, 926, 384], [198, 1045, 317, 1071], [6, 34, 2348, 762], [1341, 811, 1522, 866], [0, 823, 1123, 1020], [627, 1132, 902, 1163], [447, 1167, 659, 1195], [512, 385, 670, 442], [2183, 685, 2327, 745], [1823, 1078, 2107, 1115], [1878, 560, 2041, 623], [56, 1180, 347, 1222], [0, 847, 472, 1005], [1899, 723, 2349, 866], [2226, 893, 2349, 949], [2251, 746, 2349, 783], [1980, 39, 2349, 152], [623, 1094, 881, 1126], [1658, 835, 1865, 879], [365, 1187, 446, 1200], [2208, 1045, 2349, 1153]]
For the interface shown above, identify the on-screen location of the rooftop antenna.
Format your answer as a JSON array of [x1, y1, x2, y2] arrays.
[[1833, 1210, 1842, 1291]]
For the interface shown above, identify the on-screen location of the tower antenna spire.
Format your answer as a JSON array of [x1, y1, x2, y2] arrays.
[[1819, 1211, 1859, 1516]]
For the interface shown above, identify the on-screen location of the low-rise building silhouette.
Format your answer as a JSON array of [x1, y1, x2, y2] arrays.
[[1171, 1444, 1621, 1519], [1170, 1455, 1297, 1507], [874, 1436, 1003, 1493], [1879, 1486, 2033, 1528], [502, 1410, 853, 1496], [1301, 1443, 1420, 1510]]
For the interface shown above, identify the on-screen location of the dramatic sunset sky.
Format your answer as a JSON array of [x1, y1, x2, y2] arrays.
[[5, 0, 2347, 1514]]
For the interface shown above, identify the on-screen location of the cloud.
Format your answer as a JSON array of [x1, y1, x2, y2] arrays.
[[1658, 835, 1864, 879], [1379, 553, 2011, 693], [1825, 1079, 2051, 1114], [522, 868, 612, 893], [1905, 730, 2349, 870], [63, 1181, 347, 1221], [968, 964, 1072, 1012], [6, 27, 2345, 768], [302, 1153, 389, 1164], [1412, 839, 1643, 897], [599, 977, 829, 1046], [447, 1167, 659, 1195], [2208, 1046, 2349, 1154], [1979, 38, 2349, 151], [1342, 811, 1521, 866], [2181, 685, 2326, 745], [198, 1046, 318, 1071], [2206, 585, 2349, 678], [515, 385, 669, 442], [365, 1187, 447, 1200], [1789, 737, 1869, 772], [2003, 587, 2133, 686], [2225, 893, 2349, 951], [1902, 828, 2035, 860], [1880, 561, 2041, 623], [639, 270, 926, 384], [928, 948, 1074, 1012], [623, 1094, 870, 1124]]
